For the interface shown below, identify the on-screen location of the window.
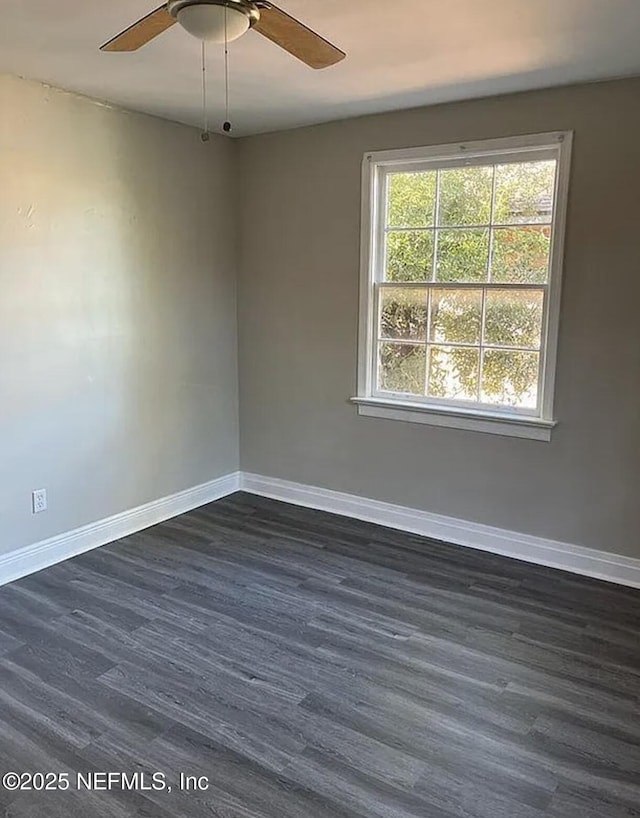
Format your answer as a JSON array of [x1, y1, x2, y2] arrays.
[[353, 132, 572, 441]]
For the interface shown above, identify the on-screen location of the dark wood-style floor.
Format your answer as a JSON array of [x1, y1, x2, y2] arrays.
[[0, 493, 639, 818]]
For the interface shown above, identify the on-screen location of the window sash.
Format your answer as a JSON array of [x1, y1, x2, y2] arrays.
[[357, 132, 572, 427], [371, 282, 549, 417], [375, 159, 555, 286]]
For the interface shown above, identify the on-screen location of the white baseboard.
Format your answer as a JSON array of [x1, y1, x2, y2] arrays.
[[3, 469, 639, 590], [0, 472, 241, 588], [240, 473, 640, 589]]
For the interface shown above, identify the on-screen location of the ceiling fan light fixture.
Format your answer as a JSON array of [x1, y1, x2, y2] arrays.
[[102, 0, 346, 69], [175, 3, 251, 43]]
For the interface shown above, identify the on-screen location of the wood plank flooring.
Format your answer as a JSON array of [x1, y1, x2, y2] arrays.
[[0, 492, 639, 817]]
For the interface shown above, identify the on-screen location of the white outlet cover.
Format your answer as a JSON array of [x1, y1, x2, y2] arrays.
[[32, 489, 47, 514]]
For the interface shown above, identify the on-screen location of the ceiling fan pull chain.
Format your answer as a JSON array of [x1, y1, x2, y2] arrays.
[[223, 5, 232, 134], [201, 39, 210, 142]]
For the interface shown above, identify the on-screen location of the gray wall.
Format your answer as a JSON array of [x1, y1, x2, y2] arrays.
[[0, 74, 239, 557], [237, 78, 640, 558], [3, 73, 638, 562]]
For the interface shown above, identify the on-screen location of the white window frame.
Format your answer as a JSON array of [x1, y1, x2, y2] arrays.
[[352, 131, 573, 442]]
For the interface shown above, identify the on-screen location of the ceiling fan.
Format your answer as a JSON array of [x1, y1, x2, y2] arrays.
[[100, 0, 346, 70]]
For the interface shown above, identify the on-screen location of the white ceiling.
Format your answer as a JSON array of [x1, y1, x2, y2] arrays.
[[2, 0, 640, 137]]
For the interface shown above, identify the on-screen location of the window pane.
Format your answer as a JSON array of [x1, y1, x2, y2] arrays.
[[380, 288, 427, 341], [494, 160, 556, 225], [387, 171, 437, 228], [481, 349, 539, 408], [430, 289, 482, 345], [428, 346, 480, 402], [379, 343, 426, 395], [484, 290, 544, 349], [491, 226, 551, 283], [436, 229, 489, 283], [386, 230, 434, 282], [438, 166, 493, 226]]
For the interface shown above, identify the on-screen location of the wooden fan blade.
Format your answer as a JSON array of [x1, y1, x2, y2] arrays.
[[101, 5, 176, 52], [253, 2, 345, 69]]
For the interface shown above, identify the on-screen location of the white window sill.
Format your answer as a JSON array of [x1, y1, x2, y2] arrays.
[[351, 397, 556, 441]]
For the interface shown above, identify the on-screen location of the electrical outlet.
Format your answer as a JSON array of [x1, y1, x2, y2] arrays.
[[32, 489, 47, 515]]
